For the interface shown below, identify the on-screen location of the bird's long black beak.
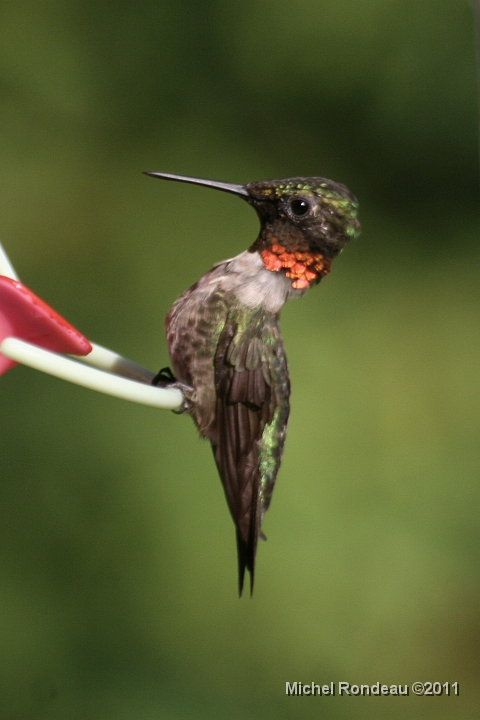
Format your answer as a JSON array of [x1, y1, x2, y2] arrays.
[[143, 171, 250, 198]]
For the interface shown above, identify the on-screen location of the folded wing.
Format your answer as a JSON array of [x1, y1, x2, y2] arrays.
[[211, 308, 290, 595]]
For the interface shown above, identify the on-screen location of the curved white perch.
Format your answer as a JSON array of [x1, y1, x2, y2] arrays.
[[1, 337, 183, 409], [0, 243, 19, 281], [73, 342, 159, 384]]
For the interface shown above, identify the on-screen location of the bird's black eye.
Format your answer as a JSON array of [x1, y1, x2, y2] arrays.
[[289, 198, 311, 217]]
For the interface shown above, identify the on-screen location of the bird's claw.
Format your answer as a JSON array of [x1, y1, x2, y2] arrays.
[[170, 382, 195, 414]]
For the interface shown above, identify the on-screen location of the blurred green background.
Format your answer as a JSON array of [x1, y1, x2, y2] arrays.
[[0, 1, 479, 718]]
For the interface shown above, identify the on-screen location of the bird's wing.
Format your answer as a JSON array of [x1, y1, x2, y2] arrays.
[[212, 309, 290, 595]]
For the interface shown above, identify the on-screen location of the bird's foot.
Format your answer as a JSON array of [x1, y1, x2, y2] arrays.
[[152, 367, 194, 414], [170, 381, 195, 414], [152, 366, 176, 386]]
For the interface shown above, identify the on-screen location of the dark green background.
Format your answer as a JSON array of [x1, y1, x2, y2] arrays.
[[0, 1, 479, 718]]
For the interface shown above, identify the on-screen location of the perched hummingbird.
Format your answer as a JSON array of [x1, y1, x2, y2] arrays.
[[145, 171, 360, 595]]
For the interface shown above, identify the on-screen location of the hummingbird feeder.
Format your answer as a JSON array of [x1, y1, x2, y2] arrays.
[[0, 243, 182, 409]]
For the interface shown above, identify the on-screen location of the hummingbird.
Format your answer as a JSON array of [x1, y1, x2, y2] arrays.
[[145, 171, 360, 595]]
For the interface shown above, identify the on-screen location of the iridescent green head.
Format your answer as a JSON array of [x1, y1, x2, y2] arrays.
[[144, 172, 360, 259]]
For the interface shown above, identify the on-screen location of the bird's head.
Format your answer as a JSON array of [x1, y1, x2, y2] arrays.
[[144, 172, 360, 289]]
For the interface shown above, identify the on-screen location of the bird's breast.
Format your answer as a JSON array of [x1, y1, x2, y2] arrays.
[[221, 250, 304, 313]]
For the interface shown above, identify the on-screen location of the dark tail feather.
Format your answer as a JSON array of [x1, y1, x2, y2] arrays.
[[236, 528, 255, 597], [236, 469, 265, 597]]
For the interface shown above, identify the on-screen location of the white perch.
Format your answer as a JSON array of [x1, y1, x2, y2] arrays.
[[0, 337, 183, 409], [72, 342, 159, 384], [0, 242, 19, 281]]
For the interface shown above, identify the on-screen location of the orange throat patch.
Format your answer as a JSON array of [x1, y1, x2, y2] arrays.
[[260, 243, 331, 289]]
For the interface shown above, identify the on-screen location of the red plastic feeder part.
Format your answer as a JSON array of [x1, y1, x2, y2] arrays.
[[0, 276, 92, 375]]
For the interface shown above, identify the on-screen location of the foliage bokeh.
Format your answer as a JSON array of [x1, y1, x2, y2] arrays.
[[0, 1, 478, 718]]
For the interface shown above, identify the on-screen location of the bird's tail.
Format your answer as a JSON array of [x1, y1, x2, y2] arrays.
[[236, 528, 254, 597], [236, 485, 267, 597]]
